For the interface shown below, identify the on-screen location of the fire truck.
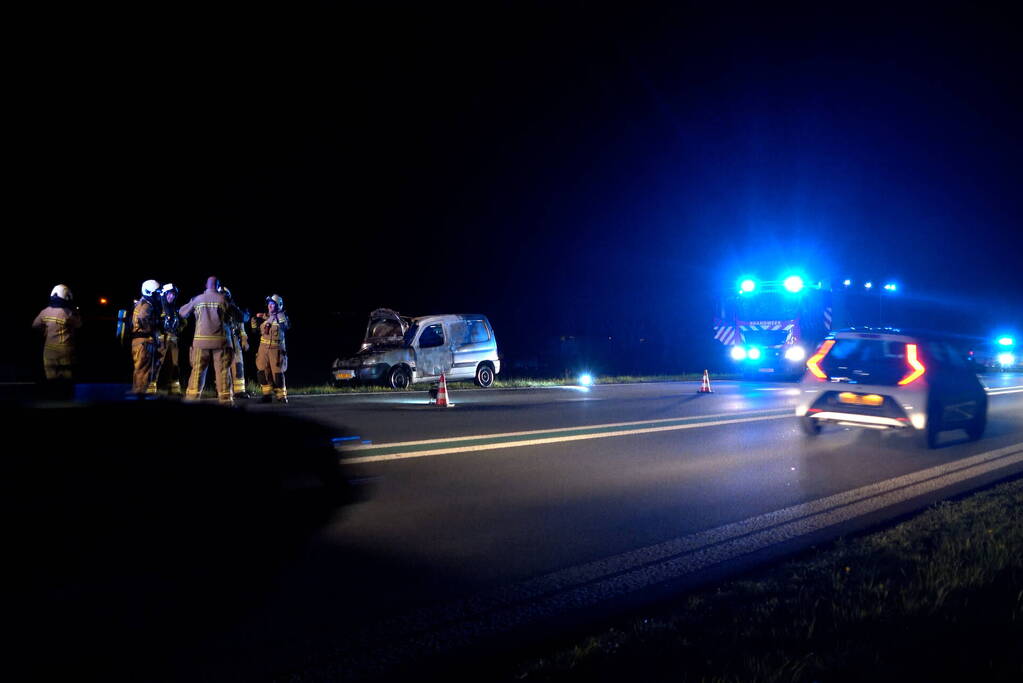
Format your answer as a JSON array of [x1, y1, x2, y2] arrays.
[[713, 274, 833, 378]]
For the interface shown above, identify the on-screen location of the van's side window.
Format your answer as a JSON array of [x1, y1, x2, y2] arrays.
[[418, 324, 445, 348], [468, 320, 490, 343], [449, 322, 469, 345]]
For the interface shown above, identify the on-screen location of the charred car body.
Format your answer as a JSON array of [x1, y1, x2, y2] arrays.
[[332, 309, 500, 389]]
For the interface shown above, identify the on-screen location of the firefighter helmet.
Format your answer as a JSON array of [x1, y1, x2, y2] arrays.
[[160, 283, 178, 296], [50, 284, 72, 301], [141, 279, 161, 297], [266, 294, 284, 310]]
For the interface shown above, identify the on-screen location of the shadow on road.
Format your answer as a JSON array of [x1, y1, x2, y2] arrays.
[[2, 399, 392, 681]]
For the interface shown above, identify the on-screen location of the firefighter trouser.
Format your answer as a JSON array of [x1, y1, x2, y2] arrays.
[[229, 336, 246, 394], [255, 346, 287, 400], [131, 338, 159, 395], [42, 344, 74, 381], [156, 336, 182, 395], [185, 346, 233, 404]]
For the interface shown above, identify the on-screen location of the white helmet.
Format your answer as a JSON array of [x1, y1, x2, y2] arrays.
[[160, 283, 178, 295], [266, 294, 284, 310], [141, 279, 161, 297], [51, 284, 72, 301]]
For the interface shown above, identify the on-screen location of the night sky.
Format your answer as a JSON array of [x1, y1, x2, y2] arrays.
[[10, 3, 1023, 383]]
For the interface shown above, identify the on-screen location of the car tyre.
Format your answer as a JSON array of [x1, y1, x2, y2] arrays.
[[917, 401, 942, 449], [800, 416, 821, 436], [965, 398, 987, 441], [474, 363, 495, 388], [388, 365, 411, 391]]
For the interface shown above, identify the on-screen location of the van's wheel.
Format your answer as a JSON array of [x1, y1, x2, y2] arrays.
[[388, 366, 411, 390], [800, 416, 821, 436], [474, 363, 495, 388]]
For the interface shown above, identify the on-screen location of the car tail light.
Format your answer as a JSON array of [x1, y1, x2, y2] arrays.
[[806, 340, 835, 380], [898, 343, 926, 385]]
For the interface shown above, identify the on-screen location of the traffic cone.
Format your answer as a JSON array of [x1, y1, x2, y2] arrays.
[[433, 372, 455, 407], [698, 369, 713, 393]]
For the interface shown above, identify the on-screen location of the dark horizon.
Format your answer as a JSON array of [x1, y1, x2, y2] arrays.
[[9, 3, 1022, 384]]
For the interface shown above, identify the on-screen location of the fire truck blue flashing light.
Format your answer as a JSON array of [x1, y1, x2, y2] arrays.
[[884, 283, 897, 292], [864, 281, 873, 289], [998, 353, 1015, 367], [843, 279, 851, 286], [783, 275, 804, 293], [730, 346, 747, 361], [997, 337, 1014, 347], [578, 373, 594, 386], [747, 347, 762, 361], [739, 278, 757, 294]]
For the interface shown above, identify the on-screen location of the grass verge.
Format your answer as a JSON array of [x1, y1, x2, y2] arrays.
[[285, 373, 742, 395], [504, 477, 1023, 682]]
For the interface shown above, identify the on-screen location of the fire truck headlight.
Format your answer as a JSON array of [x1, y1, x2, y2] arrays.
[[747, 347, 762, 360], [998, 353, 1015, 367], [785, 346, 806, 362], [730, 346, 748, 361], [783, 275, 804, 293]]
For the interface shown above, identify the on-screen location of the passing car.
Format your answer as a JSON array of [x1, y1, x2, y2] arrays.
[[332, 308, 500, 389], [795, 328, 987, 448]]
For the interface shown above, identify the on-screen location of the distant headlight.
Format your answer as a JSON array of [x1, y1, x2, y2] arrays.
[[578, 373, 594, 386], [747, 347, 762, 360], [784, 346, 806, 362], [998, 353, 1015, 366], [730, 346, 747, 361]]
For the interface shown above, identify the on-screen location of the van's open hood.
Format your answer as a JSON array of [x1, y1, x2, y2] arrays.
[[362, 308, 411, 349]]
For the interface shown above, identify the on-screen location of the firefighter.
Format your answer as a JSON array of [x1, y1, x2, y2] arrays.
[[130, 279, 162, 397], [154, 283, 186, 396], [31, 284, 82, 397], [252, 294, 289, 403], [178, 276, 234, 405], [218, 285, 250, 398]]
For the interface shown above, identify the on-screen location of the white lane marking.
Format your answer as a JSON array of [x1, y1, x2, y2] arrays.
[[987, 387, 1023, 395], [312, 441, 1023, 679], [339, 413, 793, 464], [341, 408, 791, 451]]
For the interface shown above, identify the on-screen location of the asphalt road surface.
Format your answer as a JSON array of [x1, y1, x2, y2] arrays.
[[184, 373, 1023, 681]]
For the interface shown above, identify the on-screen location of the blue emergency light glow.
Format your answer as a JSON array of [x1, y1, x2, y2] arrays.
[[884, 283, 897, 291], [747, 347, 762, 360], [864, 281, 873, 289], [578, 373, 594, 386], [730, 346, 747, 361], [843, 279, 851, 286], [784, 346, 806, 361], [997, 337, 1014, 347], [783, 275, 804, 293], [997, 353, 1015, 367], [739, 278, 757, 294]]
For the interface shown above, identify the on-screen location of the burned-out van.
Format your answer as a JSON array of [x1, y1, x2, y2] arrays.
[[331, 309, 500, 389]]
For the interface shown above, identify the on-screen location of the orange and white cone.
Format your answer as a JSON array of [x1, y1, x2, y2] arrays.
[[698, 369, 713, 393], [433, 372, 455, 407]]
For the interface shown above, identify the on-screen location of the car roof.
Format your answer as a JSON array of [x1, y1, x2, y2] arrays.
[[412, 314, 489, 324], [830, 327, 977, 346]]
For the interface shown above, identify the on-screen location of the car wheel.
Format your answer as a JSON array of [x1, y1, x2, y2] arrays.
[[388, 365, 411, 391], [474, 363, 495, 388], [800, 416, 821, 436], [917, 401, 942, 449], [965, 398, 988, 441]]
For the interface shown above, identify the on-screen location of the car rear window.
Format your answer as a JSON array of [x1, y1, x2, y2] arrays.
[[820, 338, 909, 386]]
